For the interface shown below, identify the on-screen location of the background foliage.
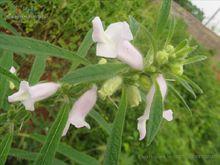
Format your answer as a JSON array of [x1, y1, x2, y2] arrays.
[[0, 0, 219, 164]]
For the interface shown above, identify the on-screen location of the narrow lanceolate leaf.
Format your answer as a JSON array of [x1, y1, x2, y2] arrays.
[[104, 89, 127, 165], [22, 134, 99, 165], [0, 33, 87, 64], [0, 66, 20, 83], [0, 19, 19, 35], [0, 50, 13, 109], [34, 104, 70, 165], [62, 64, 127, 84], [129, 16, 140, 38], [181, 75, 203, 94], [71, 29, 93, 70], [0, 126, 13, 165], [165, 16, 176, 46], [89, 109, 112, 135], [147, 82, 163, 146], [183, 55, 207, 65], [156, 0, 171, 37], [168, 83, 191, 113], [175, 75, 196, 99], [28, 55, 47, 85], [9, 148, 67, 165]]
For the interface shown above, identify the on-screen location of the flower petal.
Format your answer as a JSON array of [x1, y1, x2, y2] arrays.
[[9, 66, 16, 74], [96, 42, 117, 58], [137, 85, 155, 140], [29, 82, 60, 102], [62, 121, 70, 136], [69, 86, 97, 129], [137, 115, 147, 141], [117, 41, 144, 70], [163, 109, 173, 121], [105, 22, 133, 42], [156, 74, 167, 99], [22, 99, 35, 111], [8, 81, 30, 102], [92, 16, 106, 43]]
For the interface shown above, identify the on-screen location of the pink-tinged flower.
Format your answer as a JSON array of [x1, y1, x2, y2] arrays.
[[137, 74, 173, 140], [8, 81, 60, 111], [92, 16, 144, 70], [62, 86, 97, 136]]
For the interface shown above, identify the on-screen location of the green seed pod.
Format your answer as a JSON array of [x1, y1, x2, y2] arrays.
[[127, 85, 142, 108], [171, 63, 184, 76], [98, 76, 123, 100], [156, 50, 169, 65]]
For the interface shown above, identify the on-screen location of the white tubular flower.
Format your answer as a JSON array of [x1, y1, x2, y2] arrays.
[[92, 16, 144, 70], [137, 74, 173, 140], [62, 86, 97, 136], [8, 81, 60, 111]]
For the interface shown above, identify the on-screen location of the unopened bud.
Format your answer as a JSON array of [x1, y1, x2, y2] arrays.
[[139, 75, 151, 90], [171, 63, 184, 76], [127, 85, 141, 107], [156, 50, 169, 65], [98, 76, 123, 99], [165, 45, 176, 58], [98, 58, 107, 64]]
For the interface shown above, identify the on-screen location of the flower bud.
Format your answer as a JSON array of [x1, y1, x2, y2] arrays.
[[98, 58, 107, 64], [156, 50, 169, 65], [171, 63, 184, 76], [127, 85, 141, 107], [165, 45, 176, 58], [98, 76, 123, 99], [139, 75, 151, 90]]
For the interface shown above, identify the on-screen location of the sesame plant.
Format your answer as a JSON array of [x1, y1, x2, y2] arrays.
[[0, 0, 207, 164]]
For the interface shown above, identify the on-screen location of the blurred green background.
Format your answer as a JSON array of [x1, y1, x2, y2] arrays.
[[1, 0, 219, 164]]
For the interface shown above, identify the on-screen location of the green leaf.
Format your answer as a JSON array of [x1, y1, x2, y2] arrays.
[[0, 66, 20, 83], [89, 109, 112, 135], [183, 55, 207, 65], [175, 75, 197, 99], [0, 33, 87, 64], [62, 64, 127, 84], [0, 113, 7, 125], [0, 125, 13, 165], [71, 29, 93, 70], [168, 83, 191, 113], [34, 104, 70, 165], [20, 133, 99, 165], [28, 55, 47, 85], [57, 142, 98, 165], [9, 148, 37, 160], [129, 16, 140, 37], [156, 0, 171, 37], [147, 82, 163, 146], [9, 148, 67, 165], [104, 89, 127, 165], [165, 16, 176, 46], [0, 50, 14, 109], [181, 75, 203, 94], [175, 39, 188, 52], [176, 46, 198, 58], [0, 19, 19, 35]]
